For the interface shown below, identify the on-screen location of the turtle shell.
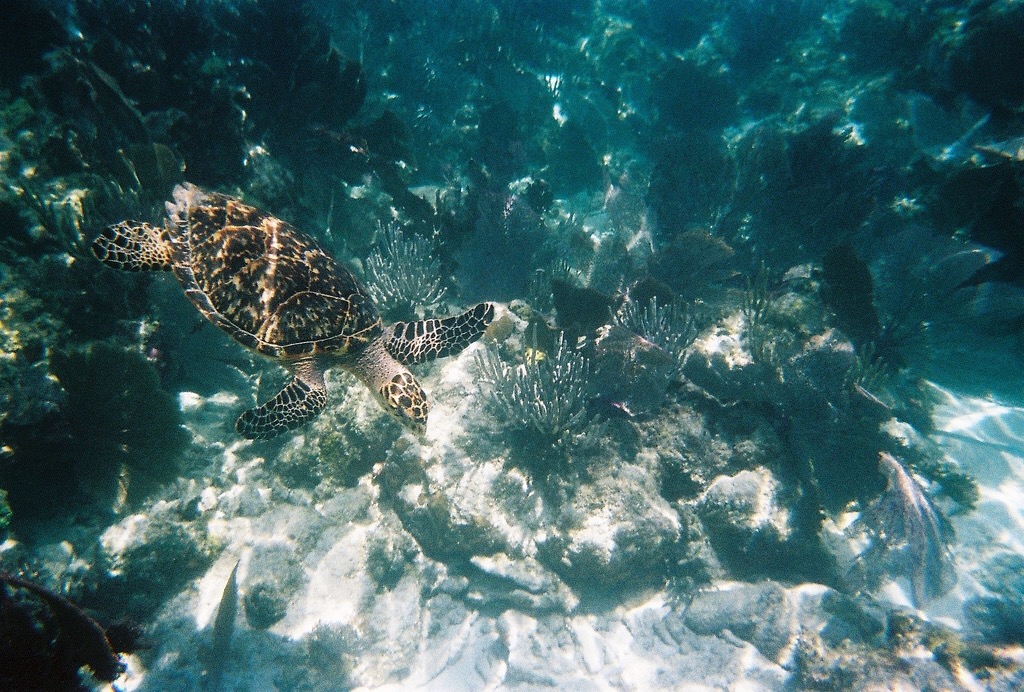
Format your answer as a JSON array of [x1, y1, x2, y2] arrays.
[[169, 190, 381, 359]]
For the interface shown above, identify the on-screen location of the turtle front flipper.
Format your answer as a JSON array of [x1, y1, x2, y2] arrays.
[[235, 364, 328, 440], [384, 302, 496, 365], [92, 221, 174, 271]]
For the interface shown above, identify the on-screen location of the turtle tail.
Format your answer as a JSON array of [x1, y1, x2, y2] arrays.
[[384, 302, 496, 365], [92, 221, 174, 271]]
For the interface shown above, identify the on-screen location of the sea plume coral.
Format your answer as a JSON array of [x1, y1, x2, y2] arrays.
[[614, 295, 697, 381], [364, 223, 448, 321], [475, 332, 595, 460]]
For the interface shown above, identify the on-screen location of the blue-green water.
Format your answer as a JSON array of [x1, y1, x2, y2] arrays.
[[2, 1, 1024, 689]]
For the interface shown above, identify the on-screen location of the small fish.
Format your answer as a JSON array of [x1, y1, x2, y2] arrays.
[[523, 346, 547, 365], [975, 136, 1024, 162], [202, 560, 240, 691]]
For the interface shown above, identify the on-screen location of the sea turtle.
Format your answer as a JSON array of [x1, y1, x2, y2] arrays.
[[92, 183, 494, 440]]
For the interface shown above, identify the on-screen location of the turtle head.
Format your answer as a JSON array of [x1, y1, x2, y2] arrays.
[[378, 371, 428, 433]]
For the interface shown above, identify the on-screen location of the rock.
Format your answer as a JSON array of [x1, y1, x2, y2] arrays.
[[223, 485, 268, 517], [387, 454, 521, 564], [96, 513, 216, 619], [787, 329, 857, 401], [467, 553, 578, 614], [818, 590, 887, 646], [243, 580, 289, 630], [590, 324, 677, 416], [383, 345, 681, 598], [695, 466, 842, 586], [684, 581, 796, 662], [242, 543, 305, 629], [670, 504, 726, 589], [274, 383, 400, 492], [365, 525, 417, 592], [537, 461, 680, 592], [696, 467, 792, 567]]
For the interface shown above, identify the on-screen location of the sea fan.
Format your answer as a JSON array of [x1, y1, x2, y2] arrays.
[[0, 573, 127, 685], [853, 452, 956, 607]]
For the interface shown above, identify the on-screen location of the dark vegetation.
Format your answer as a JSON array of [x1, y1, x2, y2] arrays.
[[0, 341, 188, 532], [1, 572, 142, 690]]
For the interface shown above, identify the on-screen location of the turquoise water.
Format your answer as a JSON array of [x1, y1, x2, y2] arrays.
[[2, 1, 1024, 689]]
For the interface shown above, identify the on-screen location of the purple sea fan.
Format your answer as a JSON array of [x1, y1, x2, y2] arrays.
[[856, 452, 957, 607]]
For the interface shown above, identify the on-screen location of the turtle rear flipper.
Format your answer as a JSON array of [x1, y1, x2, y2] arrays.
[[384, 302, 495, 365], [235, 365, 328, 440], [92, 221, 174, 271]]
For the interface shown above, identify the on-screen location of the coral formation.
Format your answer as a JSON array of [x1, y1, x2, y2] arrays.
[[613, 296, 696, 381], [475, 332, 597, 463], [364, 223, 449, 321], [852, 452, 957, 607], [3, 0, 1024, 688]]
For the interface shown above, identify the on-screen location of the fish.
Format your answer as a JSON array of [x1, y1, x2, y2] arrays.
[[975, 136, 1024, 162], [202, 560, 240, 691]]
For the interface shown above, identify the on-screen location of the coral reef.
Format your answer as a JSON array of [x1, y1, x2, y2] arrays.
[[4, 0, 1024, 688]]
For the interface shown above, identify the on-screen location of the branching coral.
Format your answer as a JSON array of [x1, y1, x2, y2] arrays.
[[364, 222, 448, 321], [475, 332, 595, 459], [741, 264, 772, 327], [846, 343, 889, 396], [614, 296, 697, 380], [740, 265, 783, 365]]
